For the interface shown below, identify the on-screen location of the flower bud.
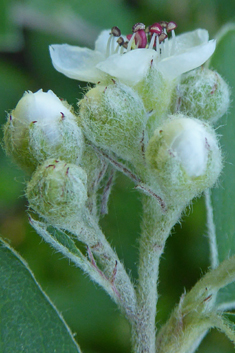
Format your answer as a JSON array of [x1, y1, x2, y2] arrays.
[[173, 68, 230, 123], [146, 115, 222, 205], [135, 66, 174, 135], [3, 90, 84, 173], [26, 159, 87, 227], [79, 82, 147, 161]]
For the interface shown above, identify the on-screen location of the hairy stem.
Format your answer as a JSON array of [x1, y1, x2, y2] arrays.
[[29, 217, 118, 300], [204, 189, 219, 269], [68, 210, 137, 322], [132, 195, 182, 353]]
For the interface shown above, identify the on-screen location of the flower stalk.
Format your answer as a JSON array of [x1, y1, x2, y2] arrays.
[[132, 196, 183, 353]]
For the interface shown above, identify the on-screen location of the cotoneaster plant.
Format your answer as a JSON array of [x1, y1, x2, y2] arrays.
[[2, 20, 235, 353]]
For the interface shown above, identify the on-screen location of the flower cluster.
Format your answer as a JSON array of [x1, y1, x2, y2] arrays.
[[3, 21, 230, 218], [2, 19, 234, 353]]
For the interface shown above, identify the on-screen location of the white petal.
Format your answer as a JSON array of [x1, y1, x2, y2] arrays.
[[95, 30, 111, 54], [172, 128, 208, 177], [49, 44, 106, 83], [96, 49, 158, 85], [168, 118, 209, 177], [157, 39, 216, 80], [171, 29, 209, 55], [14, 90, 75, 142]]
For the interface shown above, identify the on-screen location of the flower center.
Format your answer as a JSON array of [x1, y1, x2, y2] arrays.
[[106, 21, 177, 58]]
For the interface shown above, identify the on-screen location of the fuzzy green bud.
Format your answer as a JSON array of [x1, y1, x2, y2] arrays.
[[173, 67, 230, 123], [146, 115, 222, 205], [26, 159, 87, 227], [135, 66, 174, 136], [3, 90, 84, 173], [79, 82, 147, 161]]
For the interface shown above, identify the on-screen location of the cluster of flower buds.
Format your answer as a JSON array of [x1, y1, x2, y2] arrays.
[[3, 90, 106, 228], [3, 20, 231, 219]]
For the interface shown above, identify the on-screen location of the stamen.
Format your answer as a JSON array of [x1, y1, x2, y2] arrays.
[[159, 41, 163, 56], [156, 35, 160, 53], [117, 37, 124, 46], [114, 44, 120, 54], [127, 33, 136, 52], [110, 26, 121, 37], [107, 20, 177, 57], [163, 39, 169, 58], [170, 30, 176, 55], [126, 23, 147, 49], [159, 33, 167, 43], [162, 31, 169, 57], [167, 21, 177, 32], [159, 21, 168, 29], [106, 35, 113, 57], [145, 26, 150, 34], [149, 33, 156, 50], [112, 36, 116, 54], [132, 22, 145, 33], [135, 29, 147, 48], [120, 46, 125, 54], [115, 37, 124, 53], [106, 26, 122, 57], [123, 41, 129, 49], [149, 23, 162, 36]]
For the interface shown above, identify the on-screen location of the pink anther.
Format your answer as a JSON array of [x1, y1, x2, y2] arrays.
[[135, 29, 147, 48], [167, 21, 177, 32], [132, 22, 145, 33], [127, 30, 147, 48], [149, 23, 162, 35]]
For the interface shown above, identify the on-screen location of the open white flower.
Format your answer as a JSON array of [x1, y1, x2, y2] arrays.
[[49, 22, 216, 86]]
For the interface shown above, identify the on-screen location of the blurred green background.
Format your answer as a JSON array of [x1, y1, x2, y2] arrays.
[[1, 0, 235, 352]]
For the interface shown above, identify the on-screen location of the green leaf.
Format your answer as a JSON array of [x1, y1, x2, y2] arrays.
[[0, 238, 82, 353], [209, 24, 235, 304]]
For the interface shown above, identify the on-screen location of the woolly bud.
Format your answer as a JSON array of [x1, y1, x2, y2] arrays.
[[3, 90, 84, 173], [26, 159, 87, 227], [174, 68, 230, 123], [79, 82, 147, 161], [146, 115, 222, 205], [135, 66, 174, 136]]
